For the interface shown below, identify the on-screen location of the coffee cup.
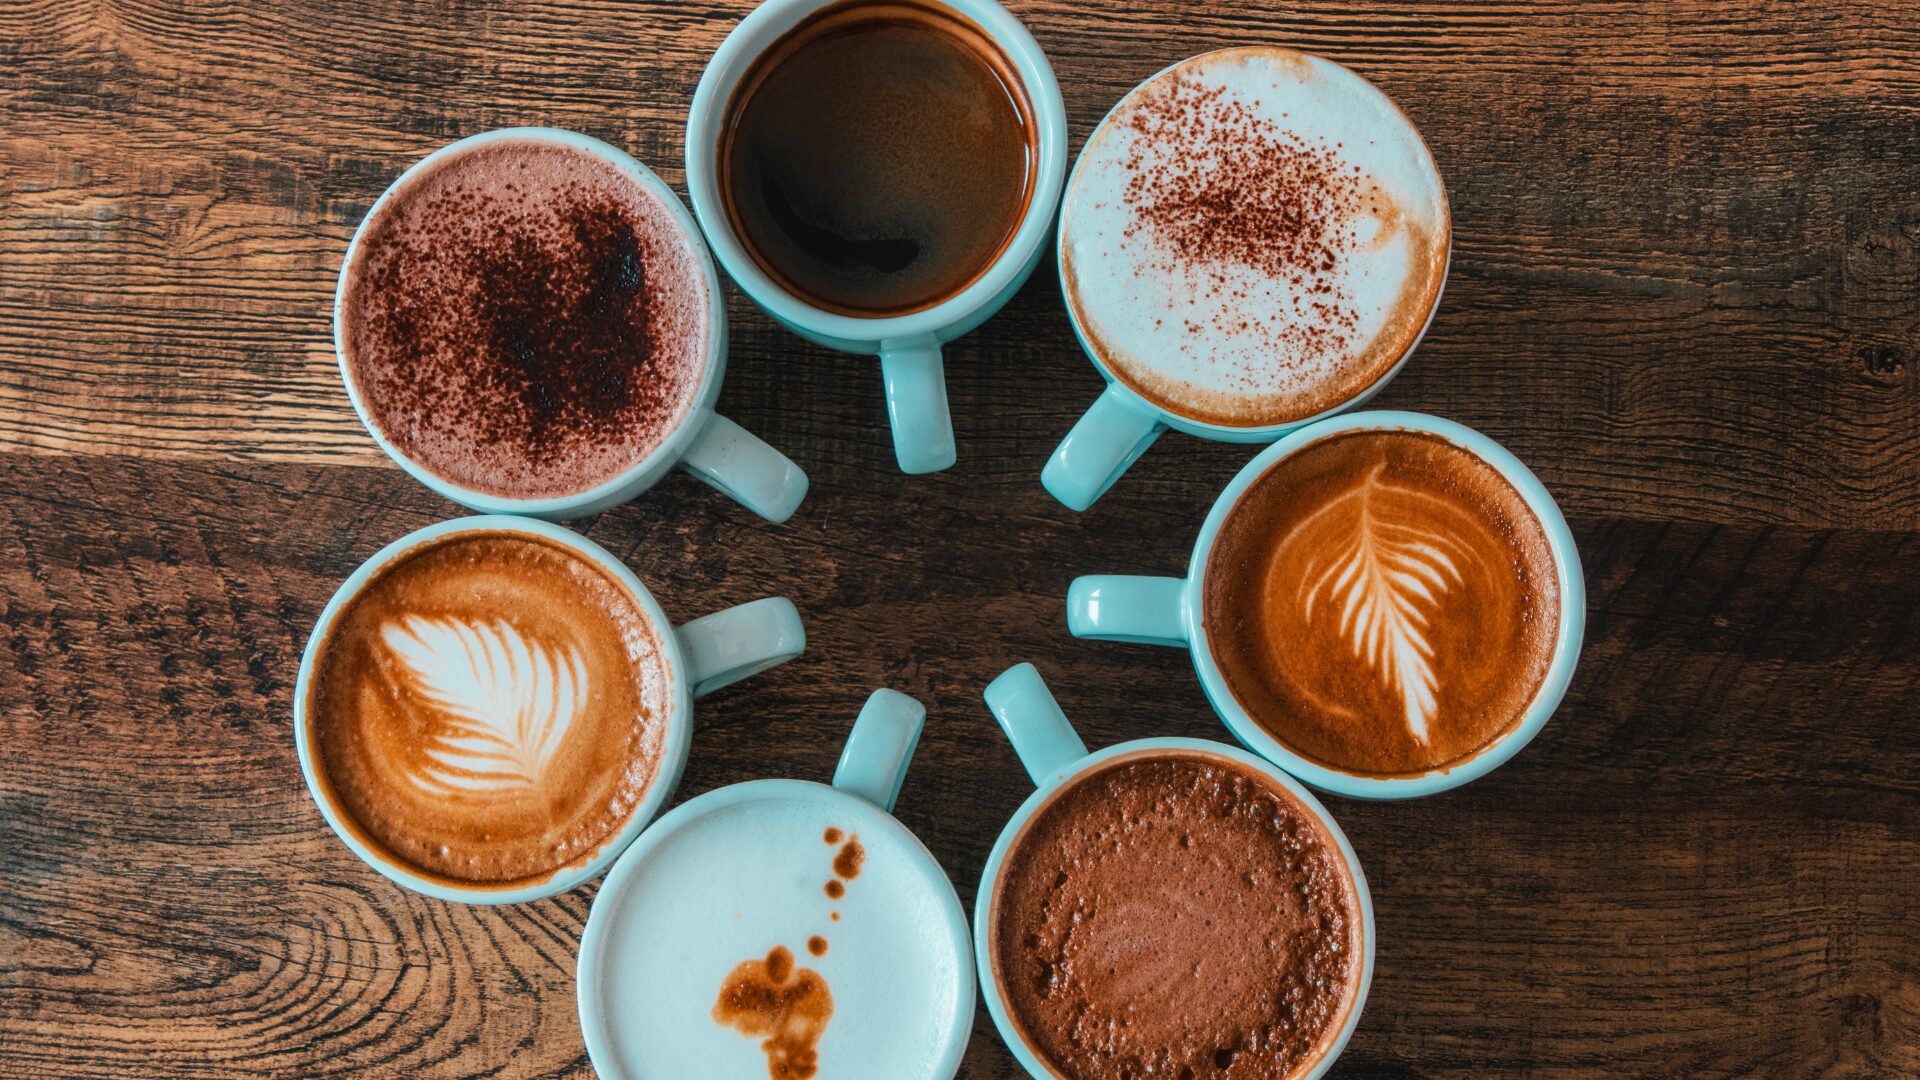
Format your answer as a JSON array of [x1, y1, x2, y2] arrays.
[[1067, 411, 1585, 798], [977, 663, 1374, 1079], [685, 0, 1069, 474], [577, 688, 975, 1079], [1041, 47, 1451, 510], [293, 515, 806, 904], [335, 127, 808, 522]]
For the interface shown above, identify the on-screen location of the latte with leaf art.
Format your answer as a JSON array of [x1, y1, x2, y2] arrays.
[[1205, 429, 1559, 776], [306, 531, 670, 886]]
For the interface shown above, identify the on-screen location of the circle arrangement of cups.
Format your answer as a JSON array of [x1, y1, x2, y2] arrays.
[[292, 2, 1590, 1076]]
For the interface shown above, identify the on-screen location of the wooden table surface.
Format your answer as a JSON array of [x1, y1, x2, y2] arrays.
[[4, 0, 1918, 1076]]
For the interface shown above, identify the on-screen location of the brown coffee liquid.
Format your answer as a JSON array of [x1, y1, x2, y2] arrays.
[[720, 0, 1035, 316], [341, 139, 708, 499], [992, 752, 1362, 1079], [306, 531, 671, 886], [713, 945, 834, 1080], [1205, 429, 1561, 776]]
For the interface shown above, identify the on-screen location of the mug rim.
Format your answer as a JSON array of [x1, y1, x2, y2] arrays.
[[972, 735, 1375, 1080], [291, 515, 696, 904], [683, 0, 1070, 346], [331, 127, 731, 517], [1054, 46, 1452, 443], [577, 776, 977, 1080], [1181, 410, 1587, 798]]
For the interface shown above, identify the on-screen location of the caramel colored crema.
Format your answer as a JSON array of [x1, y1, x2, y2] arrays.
[[306, 531, 671, 887], [992, 753, 1363, 1079], [1205, 430, 1560, 776]]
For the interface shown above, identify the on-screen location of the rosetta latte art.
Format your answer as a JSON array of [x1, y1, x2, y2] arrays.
[[1284, 464, 1479, 743], [380, 614, 585, 794]]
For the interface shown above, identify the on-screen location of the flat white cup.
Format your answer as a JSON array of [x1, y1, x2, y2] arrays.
[[578, 688, 975, 1079], [293, 515, 806, 904], [685, 0, 1069, 474], [334, 127, 808, 521]]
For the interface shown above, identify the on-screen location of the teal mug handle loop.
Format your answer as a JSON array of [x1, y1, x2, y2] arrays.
[[675, 596, 806, 698], [983, 664, 1088, 787], [1041, 384, 1166, 511], [678, 412, 810, 523], [1067, 576, 1190, 647], [879, 337, 957, 474], [832, 688, 927, 813]]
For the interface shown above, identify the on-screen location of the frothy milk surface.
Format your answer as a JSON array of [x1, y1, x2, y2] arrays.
[[1061, 48, 1448, 428], [587, 792, 966, 1079]]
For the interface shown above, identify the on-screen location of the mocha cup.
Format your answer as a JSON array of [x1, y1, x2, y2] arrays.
[[293, 515, 806, 903], [335, 127, 808, 522], [1067, 410, 1585, 798], [578, 688, 975, 1079], [685, 0, 1068, 474], [976, 663, 1374, 1078]]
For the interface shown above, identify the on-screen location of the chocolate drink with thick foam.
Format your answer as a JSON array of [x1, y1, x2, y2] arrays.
[[992, 752, 1362, 1079], [720, 0, 1036, 316], [305, 531, 671, 887], [1204, 429, 1561, 776], [340, 139, 709, 499]]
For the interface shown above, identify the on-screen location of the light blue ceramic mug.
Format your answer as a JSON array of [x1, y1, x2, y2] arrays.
[[685, 0, 1069, 474], [335, 127, 808, 522], [1067, 411, 1586, 799], [975, 663, 1375, 1079], [578, 689, 976, 1080], [1039, 49, 1452, 511], [293, 515, 806, 904]]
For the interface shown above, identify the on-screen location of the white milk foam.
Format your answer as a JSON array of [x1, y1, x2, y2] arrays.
[[588, 792, 966, 1079], [1062, 48, 1448, 427]]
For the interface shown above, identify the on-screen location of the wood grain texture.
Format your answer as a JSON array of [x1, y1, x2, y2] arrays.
[[3, 0, 1918, 526], [2, 0, 1918, 1077]]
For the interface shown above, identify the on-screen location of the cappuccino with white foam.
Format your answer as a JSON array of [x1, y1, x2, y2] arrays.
[[305, 530, 672, 888], [1060, 48, 1449, 428]]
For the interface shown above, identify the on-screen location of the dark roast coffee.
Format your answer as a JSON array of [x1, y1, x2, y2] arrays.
[[720, 0, 1036, 316]]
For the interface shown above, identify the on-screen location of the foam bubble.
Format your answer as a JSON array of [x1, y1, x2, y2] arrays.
[[1062, 48, 1448, 428]]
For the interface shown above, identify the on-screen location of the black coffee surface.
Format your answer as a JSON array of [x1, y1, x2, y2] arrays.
[[721, 1, 1034, 316]]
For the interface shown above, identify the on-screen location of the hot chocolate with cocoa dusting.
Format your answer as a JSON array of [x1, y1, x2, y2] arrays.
[[991, 752, 1362, 1079], [340, 138, 709, 499]]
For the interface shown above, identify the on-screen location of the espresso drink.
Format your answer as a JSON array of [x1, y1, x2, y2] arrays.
[[341, 139, 709, 499], [993, 753, 1362, 1079], [720, 0, 1036, 316], [1205, 430, 1560, 776], [1060, 47, 1448, 427], [306, 531, 671, 886]]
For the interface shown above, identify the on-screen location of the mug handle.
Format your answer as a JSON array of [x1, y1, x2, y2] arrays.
[[879, 337, 957, 474], [1041, 384, 1166, 511], [678, 412, 810, 523], [832, 689, 927, 813], [1067, 576, 1190, 648], [675, 596, 806, 698], [983, 663, 1088, 787]]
